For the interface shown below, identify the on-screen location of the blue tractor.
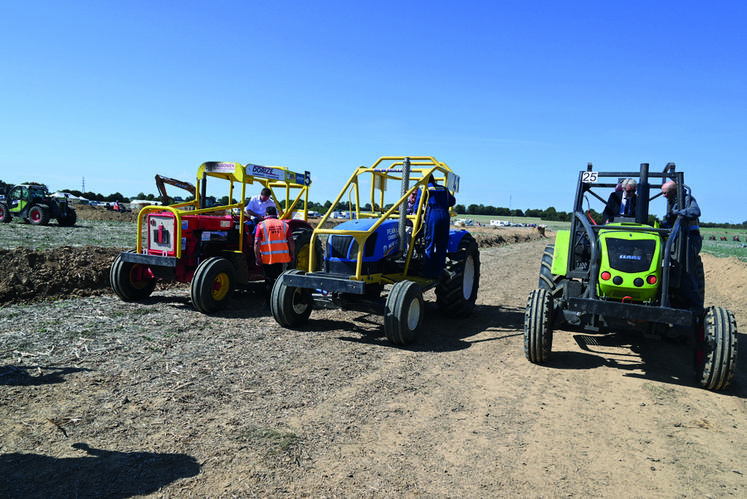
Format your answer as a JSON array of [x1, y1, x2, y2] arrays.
[[270, 156, 480, 345]]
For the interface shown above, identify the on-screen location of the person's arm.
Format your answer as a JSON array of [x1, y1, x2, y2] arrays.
[[254, 225, 263, 265]]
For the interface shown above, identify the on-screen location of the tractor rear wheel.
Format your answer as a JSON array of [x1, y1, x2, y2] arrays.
[[0, 202, 10, 223], [57, 207, 77, 227], [110, 251, 157, 301], [270, 269, 313, 327], [524, 288, 554, 363], [695, 306, 738, 390], [29, 205, 51, 226], [435, 233, 480, 318], [190, 257, 236, 314], [385, 280, 424, 346], [292, 228, 323, 272]]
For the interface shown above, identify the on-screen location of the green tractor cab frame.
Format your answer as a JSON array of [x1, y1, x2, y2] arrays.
[[110, 161, 318, 314], [270, 156, 480, 346], [525, 162, 737, 390], [0, 182, 77, 226]]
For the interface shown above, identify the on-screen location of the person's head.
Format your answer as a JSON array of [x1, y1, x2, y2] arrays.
[[409, 192, 417, 203], [265, 206, 277, 217], [260, 187, 271, 201], [621, 178, 637, 196], [661, 180, 676, 200]]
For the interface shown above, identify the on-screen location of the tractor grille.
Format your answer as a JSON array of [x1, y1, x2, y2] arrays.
[[147, 214, 176, 254], [328, 235, 354, 259], [604, 238, 656, 273]]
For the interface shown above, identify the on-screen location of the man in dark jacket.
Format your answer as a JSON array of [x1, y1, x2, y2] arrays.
[[603, 178, 637, 223]]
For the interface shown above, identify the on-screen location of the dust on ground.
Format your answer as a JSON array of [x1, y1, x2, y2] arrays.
[[1, 213, 746, 498]]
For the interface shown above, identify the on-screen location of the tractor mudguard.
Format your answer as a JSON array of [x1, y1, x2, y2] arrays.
[[551, 230, 570, 276], [447, 229, 470, 253]]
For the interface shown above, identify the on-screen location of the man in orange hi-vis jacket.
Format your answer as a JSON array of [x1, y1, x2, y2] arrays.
[[254, 206, 295, 300]]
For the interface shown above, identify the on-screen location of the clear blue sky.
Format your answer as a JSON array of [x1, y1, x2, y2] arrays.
[[2, 1, 745, 223]]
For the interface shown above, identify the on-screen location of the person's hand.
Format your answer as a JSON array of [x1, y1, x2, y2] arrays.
[[670, 207, 683, 216]]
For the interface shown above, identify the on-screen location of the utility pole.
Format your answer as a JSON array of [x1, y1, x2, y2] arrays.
[[82, 177, 86, 193]]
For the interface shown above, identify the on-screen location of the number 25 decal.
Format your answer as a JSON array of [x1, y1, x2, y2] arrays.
[[582, 171, 598, 183]]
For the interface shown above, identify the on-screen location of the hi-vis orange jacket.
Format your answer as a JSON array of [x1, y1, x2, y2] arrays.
[[256, 218, 292, 264]]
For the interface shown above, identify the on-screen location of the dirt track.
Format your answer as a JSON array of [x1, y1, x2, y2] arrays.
[[1, 217, 746, 497]]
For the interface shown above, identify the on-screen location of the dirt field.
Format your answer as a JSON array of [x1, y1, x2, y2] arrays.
[[1, 211, 746, 497]]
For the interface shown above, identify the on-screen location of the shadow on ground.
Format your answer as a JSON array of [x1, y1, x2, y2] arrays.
[[0, 443, 200, 499]]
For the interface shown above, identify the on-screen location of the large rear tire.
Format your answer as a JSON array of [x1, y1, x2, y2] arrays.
[[190, 257, 236, 314], [110, 251, 157, 302], [292, 228, 323, 273], [29, 205, 51, 226], [270, 269, 313, 327], [435, 233, 480, 318], [524, 288, 553, 364], [695, 306, 738, 390], [0, 202, 10, 223], [385, 280, 424, 346]]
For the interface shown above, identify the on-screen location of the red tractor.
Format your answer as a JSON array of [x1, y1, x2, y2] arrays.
[[110, 161, 320, 313]]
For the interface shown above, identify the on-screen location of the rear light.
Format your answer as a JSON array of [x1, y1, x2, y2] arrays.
[[601, 271, 611, 280], [646, 275, 657, 285]]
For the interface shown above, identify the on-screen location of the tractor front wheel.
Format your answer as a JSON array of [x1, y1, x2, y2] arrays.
[[29, 205, 51, 226], [385, 280, 424, 346], [57, 207, 77, 227], [695, 306, 738, 390], [110, 252, 157, 301], [190, 257, 236, 314], [524, 288, 554, 363], [270, 269, 313, 327]]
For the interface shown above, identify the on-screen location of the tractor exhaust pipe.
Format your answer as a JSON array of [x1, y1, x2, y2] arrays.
[[636, 163, 649, 224], [398, 157, 411, 257]]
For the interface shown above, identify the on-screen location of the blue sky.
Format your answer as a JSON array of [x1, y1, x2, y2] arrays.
[[2, 1, 745, 223]]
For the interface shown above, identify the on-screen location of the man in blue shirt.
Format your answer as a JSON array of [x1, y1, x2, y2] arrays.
[[416, 175, 456, 279]]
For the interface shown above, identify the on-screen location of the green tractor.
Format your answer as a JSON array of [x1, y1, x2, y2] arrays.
[[524, 163, 737, 390], [0, 182, 77, 226]]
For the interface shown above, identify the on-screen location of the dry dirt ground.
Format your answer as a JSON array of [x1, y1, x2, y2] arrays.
[[1, 211, 746, 498]]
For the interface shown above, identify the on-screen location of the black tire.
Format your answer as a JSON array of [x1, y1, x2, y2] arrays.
[[270, 269, 313, 327], [28, 205, 51, 226], [292, 228, 323, 272], [539, 243, 564, 297], [57, 207, 77, 227], [695, 255, 705, 304], [190, 257, 236, 314], [435, 233, 480, 318], [385, 280, 424, 346], [110, 251, 157, 302], [524, 288, 553, 364], [0, 202, 10, 223], [695, 306, 738, 390]]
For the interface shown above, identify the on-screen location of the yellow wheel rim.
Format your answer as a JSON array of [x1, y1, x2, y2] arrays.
[[211, 273, 230, 300], [296, 244, 310, 271]]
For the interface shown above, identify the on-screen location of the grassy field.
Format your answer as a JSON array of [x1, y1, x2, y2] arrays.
[[2, 215, 745, 262], [460, 215, 747, 262]]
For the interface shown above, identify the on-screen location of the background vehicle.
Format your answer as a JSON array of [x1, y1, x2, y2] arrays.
[[0, 182, 77, 226], [524, 162, 737, 390], [270, 156, 480, 346], [110, 161, 319, 313]]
